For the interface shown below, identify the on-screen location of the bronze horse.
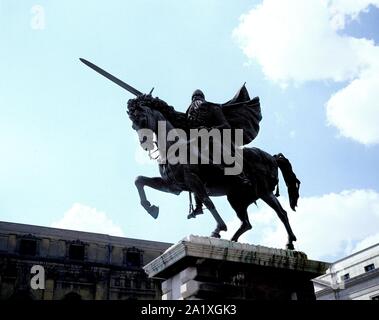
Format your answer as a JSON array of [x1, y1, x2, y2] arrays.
[[127, 97, 300, 250]]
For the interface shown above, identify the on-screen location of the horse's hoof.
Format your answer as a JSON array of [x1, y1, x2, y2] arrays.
[[220, 224, 227, 232], [211, 232, 221, 238], [148, 205, 159, 219], [286, 243, 295, 250], [193, 208, 204, 216], [141, 200, 151, 209], [187, 208, 204, 219]]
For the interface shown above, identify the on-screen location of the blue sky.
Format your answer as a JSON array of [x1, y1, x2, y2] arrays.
[[1, 0, 379, 262]]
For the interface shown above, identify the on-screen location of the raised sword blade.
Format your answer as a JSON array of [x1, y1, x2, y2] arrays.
[[79, 58, 143, 96]]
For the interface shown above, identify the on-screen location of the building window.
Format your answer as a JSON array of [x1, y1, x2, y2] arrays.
[[124, 248, 143, 267], [342, 273, 350, 281], [69, 243, 85, 260], [145, 280, 153, 289], [364, 264, 375, 273], [19, 239, 37, 256], [124, 278, 131, 288], [127, 251, 141, 266], [372, 295, 379, 300], [114, 278, 121, 287], [135, 279, 141, 289]]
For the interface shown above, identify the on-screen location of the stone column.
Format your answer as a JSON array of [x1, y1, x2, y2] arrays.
[[95, 281, 107, 300], [144, 235, 329, 301], [7, 234, 17, 253], [43, 279, 55, 300], [40, 238, 50, 257]]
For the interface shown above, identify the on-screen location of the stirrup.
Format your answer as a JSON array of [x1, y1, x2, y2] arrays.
[[187, 207, 204, 219]]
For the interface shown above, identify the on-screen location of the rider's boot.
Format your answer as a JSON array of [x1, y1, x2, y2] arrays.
[[187, 196, 204, 219]]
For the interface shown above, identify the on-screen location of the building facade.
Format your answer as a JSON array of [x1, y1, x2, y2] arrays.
[[0, 221, 172, 300], [313, 243, 379, 300]]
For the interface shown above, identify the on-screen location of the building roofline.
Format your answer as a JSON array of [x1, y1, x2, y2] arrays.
[[0, 220, 172, 248], [326, 242, 379, 266]]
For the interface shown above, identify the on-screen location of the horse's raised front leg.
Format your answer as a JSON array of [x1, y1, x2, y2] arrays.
[[261, 192, 297, 250], [135, 176, 181, 219]]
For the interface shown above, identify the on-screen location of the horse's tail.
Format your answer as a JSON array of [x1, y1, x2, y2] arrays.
[[274, 153, 301, 211]]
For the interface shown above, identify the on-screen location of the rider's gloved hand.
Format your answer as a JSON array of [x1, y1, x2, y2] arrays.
[[138, 93, 152, 101]]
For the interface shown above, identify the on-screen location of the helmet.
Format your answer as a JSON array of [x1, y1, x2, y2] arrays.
[[191, 89, 205, 101]]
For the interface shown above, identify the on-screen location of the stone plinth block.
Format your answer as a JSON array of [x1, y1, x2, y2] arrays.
[[143, 235, 329, 300]]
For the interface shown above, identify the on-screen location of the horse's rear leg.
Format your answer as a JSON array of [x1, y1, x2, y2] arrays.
[[227, 193, 252, 242], [183, 171, 227, 238], [135, 176, 181, 219], [261, 192, 297, 250]]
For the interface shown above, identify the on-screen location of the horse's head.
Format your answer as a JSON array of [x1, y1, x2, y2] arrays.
[[127, 96, 174, 155], [127, 97, 160, 154]]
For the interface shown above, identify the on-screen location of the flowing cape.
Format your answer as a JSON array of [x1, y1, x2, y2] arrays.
[[144, 84, 262, 146], [221, 84, 262, 145]]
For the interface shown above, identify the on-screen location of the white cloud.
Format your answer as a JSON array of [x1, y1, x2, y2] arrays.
[[233, 0, 368, 83], [329, 0, 379, 29], [225, 189, 379, 261], [352, 232, 379, 253], [51, 203, 124, 236], [326, 66, 379, 145], [233, 0, 379, 145]]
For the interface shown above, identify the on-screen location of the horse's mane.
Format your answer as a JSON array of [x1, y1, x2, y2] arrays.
[[127, 95, 188, 131]]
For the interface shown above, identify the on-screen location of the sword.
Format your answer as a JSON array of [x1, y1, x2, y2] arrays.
[[80, 58, 154, 96]]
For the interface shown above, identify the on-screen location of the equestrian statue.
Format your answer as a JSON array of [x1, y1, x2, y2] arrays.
[[80, 58, 301, 250]]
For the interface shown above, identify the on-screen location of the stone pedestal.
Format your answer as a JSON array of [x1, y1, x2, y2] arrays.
[[143, 235, 329, 300]]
